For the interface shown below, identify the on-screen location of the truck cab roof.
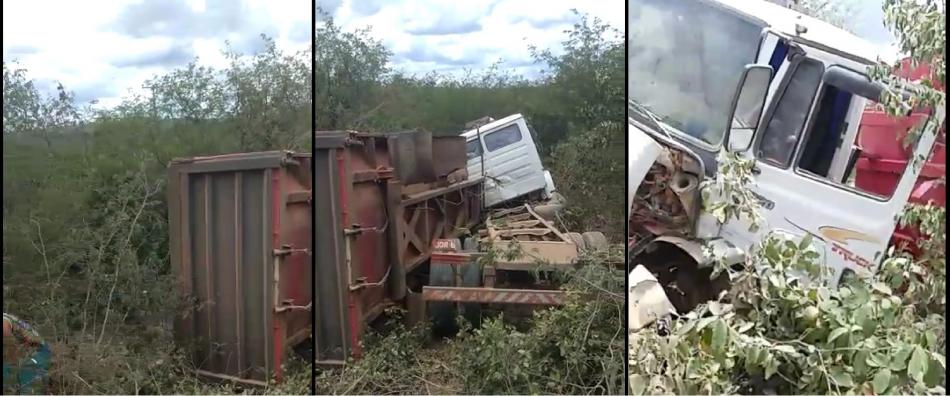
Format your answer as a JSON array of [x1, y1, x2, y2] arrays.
[[460, 113, 524, 139], [711, 0, 886, 64]]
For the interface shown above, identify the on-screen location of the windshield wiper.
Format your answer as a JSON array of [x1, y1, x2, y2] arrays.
[[628, 99, 674, 141]]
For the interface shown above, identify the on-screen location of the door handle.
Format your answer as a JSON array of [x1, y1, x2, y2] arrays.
[[751, 165, 761, 175]]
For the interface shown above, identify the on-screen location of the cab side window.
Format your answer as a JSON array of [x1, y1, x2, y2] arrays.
[[483, 124, 523, 152], [757, 58, 824, 167], [466, 139, 483, 160]]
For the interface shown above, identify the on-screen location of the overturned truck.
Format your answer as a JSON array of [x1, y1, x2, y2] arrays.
[[628, 0, 946, 329], [168, 115, 611, 384]]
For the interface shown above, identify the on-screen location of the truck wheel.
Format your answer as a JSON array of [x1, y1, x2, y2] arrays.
[[429, 259, 483, 336], [532, 203, 563, 221], [462, 236, 479, 252], [459, 261, 482, 328], [582, 231, 608, 251], [428, 264, 458, 336], [566, 232, 586, 251]]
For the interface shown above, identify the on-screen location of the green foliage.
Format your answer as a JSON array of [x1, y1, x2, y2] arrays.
[[314, 12, 624, 239], [316, 247, 625, 395], [314, 310, 440, 395], [868, 0, 945, 147], [888, 203, 946, 316], [3, 35, 311, 394], [549, 121, 625, 238], [631, 235, 946, 395], [700, 151, 765, 232]]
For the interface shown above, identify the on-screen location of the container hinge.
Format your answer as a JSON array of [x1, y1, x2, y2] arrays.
[[349, 266, 392, 291], [273, 245, 311, 256], [344, 137, 365, 147], [353, 167, 394, 183], [344, 222, 388, 236], [275, 300, 312, 313], [287, 190, 311, 204]]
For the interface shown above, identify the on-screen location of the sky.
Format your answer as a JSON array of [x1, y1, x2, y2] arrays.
[[316, 0, 625, 78], [319, 0, 902, 78], [2, 0, 311, 109], [3, 0, 901, 108]]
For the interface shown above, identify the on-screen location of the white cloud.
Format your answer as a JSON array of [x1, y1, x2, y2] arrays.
[[3, 0, 310, 109], [325, 0, 624, 78]]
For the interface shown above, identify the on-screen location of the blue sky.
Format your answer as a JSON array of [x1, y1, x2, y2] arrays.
[[317, 0, 625, 78], [2, 0, 310, 108]]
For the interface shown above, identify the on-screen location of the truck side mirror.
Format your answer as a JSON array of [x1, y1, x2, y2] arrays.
[[725, 65, 773, 152]]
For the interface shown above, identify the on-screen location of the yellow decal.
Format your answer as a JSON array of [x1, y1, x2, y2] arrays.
[[818, 226, 880, 245]]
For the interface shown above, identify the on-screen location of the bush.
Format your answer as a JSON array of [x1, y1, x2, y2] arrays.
[[316, 247, 625, 395]]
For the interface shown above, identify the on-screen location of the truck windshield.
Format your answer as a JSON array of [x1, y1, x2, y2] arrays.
[[629, 0, 762, 146]]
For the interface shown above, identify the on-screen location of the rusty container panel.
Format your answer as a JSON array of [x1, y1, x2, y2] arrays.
[[167, 151, 312, 385], [388, 130, 435, 184], [312, 131, 483, 366], [431, 136, 467, 179]]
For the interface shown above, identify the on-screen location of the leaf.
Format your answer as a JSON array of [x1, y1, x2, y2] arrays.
[[696, 316, 716, 332], [873, 369, 892, 394], [799, 232, 814, 250], [764, 355, 779, 379], [774, 344, 796, 355], [889, 346, 913, 370], [629, 374, 647, 395], [828, 327, 850, 343], [830, 369, 854, 388], [924, 330, 937, 348], [871, 282, 893, 295], [908, 346, 929, 382], [737, 322, 754, 334], [710, 320, 728, 356]]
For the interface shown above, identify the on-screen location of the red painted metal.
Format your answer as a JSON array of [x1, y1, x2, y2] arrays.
[[168, 151, 312, 385], [312, 131, 483, 366], [855, 58, 946, 256], [271, 171, 283, 381], [337, 148, 363, 358]]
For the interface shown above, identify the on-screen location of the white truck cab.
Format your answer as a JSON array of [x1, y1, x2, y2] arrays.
[[462, 114, 556, 208], [628, 0, 944, 310]]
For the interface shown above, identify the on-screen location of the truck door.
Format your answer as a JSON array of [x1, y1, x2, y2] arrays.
[[722, 54, 943, 283]]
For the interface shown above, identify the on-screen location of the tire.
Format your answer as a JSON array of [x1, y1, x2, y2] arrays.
[[459, 261, 482, 328], [533, 203, 562, 221], [462, 236, 479, 252], [429, 258, 482, 336], [428, 263, 458, 336], [566, 232, 586, 251], [582, 231, 608, 251]]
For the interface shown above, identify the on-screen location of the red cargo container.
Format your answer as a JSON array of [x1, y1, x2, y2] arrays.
[[312, 131, 482, 366], [167, 151, 313, 385], [854, 59, 946, 256]]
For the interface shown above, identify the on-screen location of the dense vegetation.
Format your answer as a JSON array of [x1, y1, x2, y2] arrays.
[[3, 9, 624, 394], [312, 10, 626, 395], [315, 247, 625, 395], [316, 9, 625, 237], [3, 36, 311, 393]]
